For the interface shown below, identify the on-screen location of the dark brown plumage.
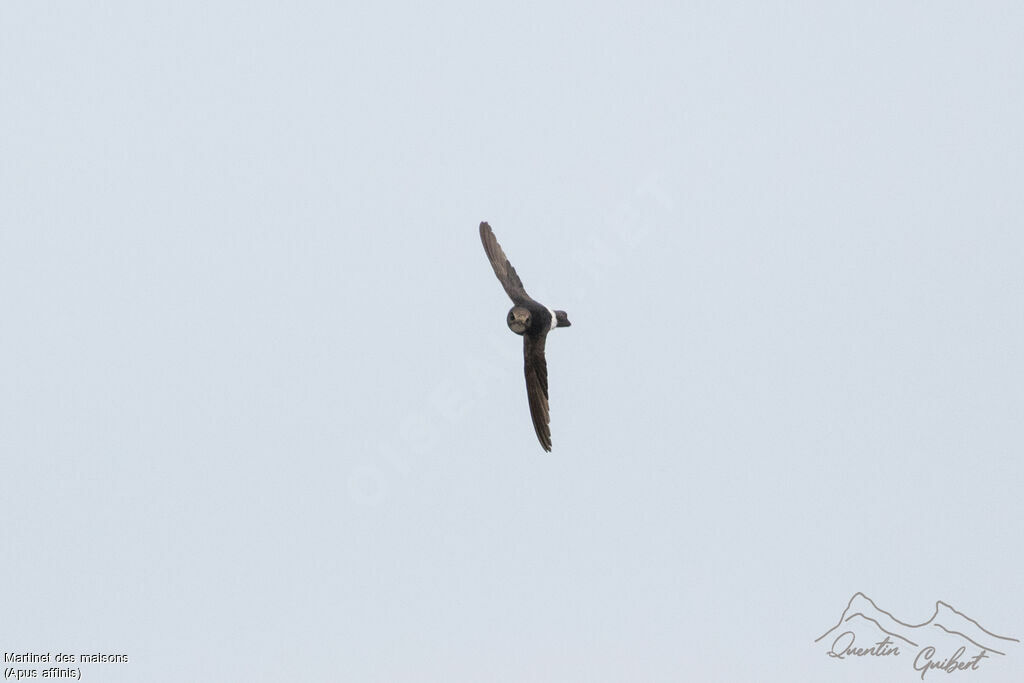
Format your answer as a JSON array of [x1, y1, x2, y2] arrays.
[[479, 221, 570, 452], [479, 220, 530, 304]]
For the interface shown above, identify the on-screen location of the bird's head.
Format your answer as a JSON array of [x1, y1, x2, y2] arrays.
[[507, 306, 531, 335]]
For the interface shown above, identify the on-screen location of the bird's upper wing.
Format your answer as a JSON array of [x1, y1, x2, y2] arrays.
[[479, 221, 533, 305], [523, 331, 552, 452]]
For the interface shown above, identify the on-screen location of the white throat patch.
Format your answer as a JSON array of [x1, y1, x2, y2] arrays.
[[547, 307, 557, 330]]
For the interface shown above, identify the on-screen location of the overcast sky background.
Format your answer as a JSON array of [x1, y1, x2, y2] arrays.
[[2, 2, 1022, 681]]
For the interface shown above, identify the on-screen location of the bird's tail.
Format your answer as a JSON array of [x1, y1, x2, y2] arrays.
[[554, 310, 571, 327]]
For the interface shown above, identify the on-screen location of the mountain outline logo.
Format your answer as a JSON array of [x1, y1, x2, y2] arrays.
[[816, 592, 1019, 678]]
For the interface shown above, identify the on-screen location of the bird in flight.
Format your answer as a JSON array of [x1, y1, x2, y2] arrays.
[[479, 221, 571, 452]]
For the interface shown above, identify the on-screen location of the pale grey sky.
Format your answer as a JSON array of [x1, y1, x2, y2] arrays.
[[2, 2, 1022, 681]]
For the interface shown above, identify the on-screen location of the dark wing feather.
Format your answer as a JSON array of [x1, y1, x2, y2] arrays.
[[523, 331, 552, 452], [479, 222, 533, 305]]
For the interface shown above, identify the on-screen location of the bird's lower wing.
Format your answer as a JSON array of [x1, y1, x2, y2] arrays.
[[523, 332, 552, 452]]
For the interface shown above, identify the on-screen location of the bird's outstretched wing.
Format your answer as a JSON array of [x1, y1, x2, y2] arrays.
[[523, 332, 552, 452], [480, 221, 533, 305]]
